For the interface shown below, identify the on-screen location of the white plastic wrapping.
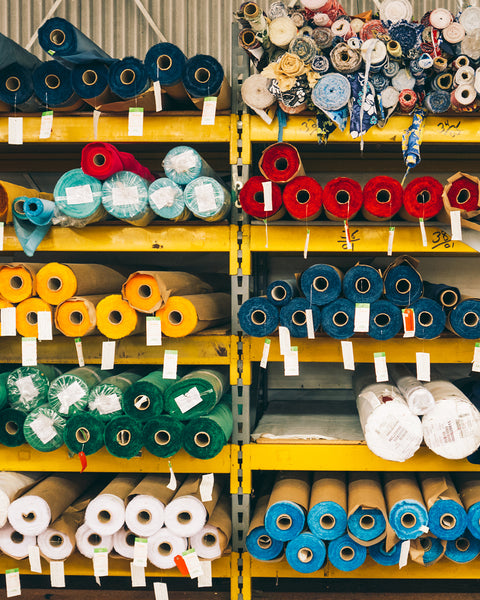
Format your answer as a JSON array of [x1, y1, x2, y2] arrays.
[[113, 525, 136, 559], [75, 522, 113, 559], [125, 494, 165, 537], [8, 495, 51, 536], [84, 493, 126, 535], [189, 524, 223, 559], [389, 365, 435, 416], [37, 526, 74, 561], [164, 495, 207, 538], [0, 523, 36, 559], [147, 527, 187, 569], [0, 472, 43, 527]]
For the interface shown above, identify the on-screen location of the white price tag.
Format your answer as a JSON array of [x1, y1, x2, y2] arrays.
[[175, 387, 202, 414], [473, 343, 480, 372], [5, 569, 21, 597], [201, 96, 217, 125], [0, 221, 3, 251], [344, 220, 352, 250], [284, 346, 299, 376], [450, 209, 462, 241], [22, 337, 37, 366], [130, 562, 146, 587], [303, 229, 310, 259], [200, 473, 214, 502], [146, 316, 162, 346], [150, 187, 177, 209], [28, 545, 42, 573], [8, 117, 23, 145], [306, 308, 315, 339], [167, 461, 177, 490], [195, 183, 217, 213], [374, 352, 388, 382], [65, 184, 93, 206], [278, 326, 291, 356], [182, 549, 203, 578], [75, 338, 85, 367], [153, 80, 163, 112], [111, 185, 138, 206], [154, 582, 169, 600], [341, 340, 355, 370], [387, 226, 395, 256], [402, 308, 415, 338], [399, 540, 410, 569], [260, 338, 271, 369], [416, 352, 430, 381], [419, 218, 428, 247], [1, 306, 16, 336], [262, 181, 273, 212], [101, 341, 116, 370], [37, 311, 53, 341], [197, 560, 213, 588], [354, 303, 370, 333], [163, 349, 178, 379], [93, 548, 109, 577], [39, 111, 53, 139], [128, 107, 144, 136], [50, 561, 65, 588], [133, 538, 148, 567]]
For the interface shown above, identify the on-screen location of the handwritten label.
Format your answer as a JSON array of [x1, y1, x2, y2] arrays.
[[337, 227, 360, 251], [354, 303, 370, 333], [436, 119, 461, 139], [260, 338, 271, 369]]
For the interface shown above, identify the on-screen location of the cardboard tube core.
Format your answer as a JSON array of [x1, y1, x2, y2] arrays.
[[6, 76, 21, 92], [154, 430, 171, 445], [456, 537, 470, 551], [252, 310, 267, 325], [120, 69, 136, 85], [274, 157, 288, 171], [340, 546, 355, 561], [320, 514, 336, 529], [138, 284, 152, 298], [75, 427, 90, 443], [134, 395, 151, 410], [276, 514, 292, 530], [464, 312, 479, 327], [203, 533, 217, 547], [258, 535, 272, 549], [359, 514, 375, 530], [99, 510, 111, 523], [400, 512, 417, 528], [244, 2, 260, 16], [69, 311, 84, 325], [168, 310, 184, 325], [50, 29, 66, 45], [456, 189, 471, 204], [93, 153, 106, 166], [159, 542, 172, 555], [298, 547, 313, 563], [438, 75, 451, 88], [340, 50, 349, 61], [108, 310, 123, 325], [418, 311, 433, 326], [195, 68, 211, 84], [336, 190, 350, 204], [157, 55, 173, 70], [313, 276, 328, 292], [292, 310, 307, 326], [440, 290, 458, 307], [11, 531, 24, 544], [178, 511, 192, 524], [194, 431, 211, 447], [48, 276, 62, 291], [457, 57, 469, 67], [82, 70, 98, 86], [441, 513, 456, 529], [22, 512, 36, 522], [417, 190, 431, 204], [396, 278, 411, 293], [126, 533, 136, 546], [88, 533, 101, 545], [271, 286, 287, 301], [333, 311, 348, 326], [45, 74, 61, 89], [297, 190, 310, 204], [241, 30, 256, 46], [355, 277, 371, 293], [49, 534, 64, 547], [5, 421, 18, 435], [26, 311, 38, 325], [117, 430, 131, 446], [420, 537, 432, 551], [14, 200, 25, 214], [377, 189, 391, 203], [138, 510, 152, 524], [374, 312, 390, 327], [10, 276, 23, 289]]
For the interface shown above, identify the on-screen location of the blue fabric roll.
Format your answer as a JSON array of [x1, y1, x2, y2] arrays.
[[467, 501, 480, 539], [285, 532, 326, 573], [148, 178, 189, 220], [370, 73, 390, 92], [424, 91, 451, 113], [307, 501, 347, 541], [312, 73, 351, 111], [327, 534, 367, 572], [0, 32, 42, 71], [311, 55, 330, 74], [445, 530, 480, 563], [32, 61, 80, 108], [320, 298, 355, 340], [420, 536, 445, 565], [144, 42, 187, 85], [71, 62, 110, 99], [411, 298, 446, 340], [265, 500, 306, 542], [0, 64, 44, 111], [382, 60, 400, 78], [279, 298, 321, 338], [163, 146, 216, 185], [238, 297, 279, 337], [182, 54, 225, 98], [108, 57, 150, 100], [54, 168, 103, 220], [343, 265, 383, 304], [102, 171, 153, 225], [383, 262, 423, 307], [12, 197, 52, 257], [423, 281, 460, 309], [38, 17, 112, 67], [428, 499, 468, 541], [246, 526, 283, 561], [267, 279, 298, 307], [348, 507, 386, 544], [448, 299, 480, 339], [389, 499, 429, 540], [369, 300, 403, 340], [24, 197, 55, 226], [369, 540, 401, 566], [300, 264, 343, 306]]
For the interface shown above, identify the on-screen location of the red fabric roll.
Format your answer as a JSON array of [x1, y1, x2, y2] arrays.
[[362, 176, 403, 221], [401, 176, 444, 220], [238, 176, 285, 221], [323, 177, 363, 221], [283, 176, 323, 221], [398, 89, 417, 113], [445, 174, 480, 212], [259, 142, 304, 183], [81, 142, 156, 182]]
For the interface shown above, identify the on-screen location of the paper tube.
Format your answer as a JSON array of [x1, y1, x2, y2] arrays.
[[0, 523, 36, 559], [36, 263, 126, 306], [0, 183, 52, 224], [96, 294, 145, 339], [347, 472, 389, 547], [55, 295, 105, 337], [122, 271, 213, 314], [147, 526, 188, 569], [454, 473, 480, 539], [307, 472, 347, 540], [0, 263, 45, 303], [265, 472, 310, 542], [410, 535, 446, 566], [246, 493, 284, 561], [383, 473, 428, 541], [75, 522, 113, 558], [155, 293, 230, 337], [0, 472, 44, 527], [16, 297, 54, 338], [189, 493, 231, 559]]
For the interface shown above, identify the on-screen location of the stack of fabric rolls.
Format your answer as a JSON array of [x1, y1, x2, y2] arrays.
[[246, 470, 480, 572]]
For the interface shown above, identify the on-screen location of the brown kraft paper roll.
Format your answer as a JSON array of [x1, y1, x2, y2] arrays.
[[188, 78, 231, 111], [96, 86, 168, 112], [454, 472, 480, 512], [171, 473, 226, 517], [205, 492, 232, 553], [409, 534, 446, 566], [309, 472, 347, 531], [418, 472, 463, 511], [127, 473, 183, 507], [267, 471, 310, 514], [97, 474, 144, 503], [54, 294, 105, 337]]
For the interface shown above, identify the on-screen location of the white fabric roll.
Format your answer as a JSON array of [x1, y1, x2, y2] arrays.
[[392, 69, 416, 92], [331, 19, 352, 38], [189, 524, 223, 559], [389, 365, 435, 416], [125, 494, 165, 537], [8, 495, 51, 536], [381, 86, 400, 108], [37, 526, 74, 561], [455, 65, 475, 86], [361, 39, 387, 66], [460, 6, 480, 34], [0, 523, 36, 559], [0, 472, 43, 527], [356, 383, 423, 462], [423, 381, 480, 460], [380, 0, 413, 23], [347, 37, 362, 50], [443, 22, 465, 44], [454, 84, 477, 106], [147, 527, 187, 569], [268, 17, 298, 49], [313, 12, 330, 26], [241, 75, 276, 111], [300, 0, 329, 9], [113, 526, 136, 559], [429, 8, 453, 29], [84, 493, 126, 535], [164, 495, 207, 538], [75, 522, 113, 559]]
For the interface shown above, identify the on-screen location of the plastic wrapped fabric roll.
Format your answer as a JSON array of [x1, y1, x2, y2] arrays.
[[246, 493, 284, 561], [81, 142, 155, 183], [95, 294, 144, 339], [0, 472, 44, 527], [23, 405, 66, 452], [410, 298, 446, 339], [368, 300, 403, 340], [156, 293, 230, 337], [148, 178, 190, 221], [54, 295, 103, 337], [238, 176, 285, 221], [323, 177, 363, 221], [122, 370, 175, 420], [54, 168, 105, 224], [104, 415, 144, 459], [383, 256, 423, 307], [183, 176, 231, 222], [182, 54, 230, 110], [419, 473, 468, 541], [362, 176, 403, 221], [422, 381, 480, 459], [8, 365, 60, 413], [259, 143, 304, 184], [48, 366, 106, 418], [125, 474, 177, 537], [144, 42, 189, 102], [410, 535, 445, 566], [71, 62, 118, 107], [454, 473, 480, 539], [15, 297, 54, 338], [0, 371, 9, 411], [347, 473, 387, 546], [102, 171, 154, 226], [282, 176, 323, 221], [267, 279, 298, 307], [241, 74, 276, 111], [63, 412, 105, 456], [447, 298, 480, 339], [356, 382, 423, 462], [264, 472, 310, 542], [0, 408, 26, 448], [88, 372, 142, 421], [384, 473, 428, 540], [445, 530, 480, 563], [0, 263, 44, 302], [107, 57, 149, 100], [285, 532, 326, 573], [299, 264, 343, 307], [307, 472, 347, 541], [112, 525, 135, 559], [342, 265, 383, 304], [0, 183, 52, 225], [279, 298, 321, 338], [328, 534, 367, 571], [32, 61, 83, 110], [0, 523, 36, 559], [423, 281, 460, 310], [0, 63, 44, 112], [147, 526, 188, 569], [400, 177, 444, 221], [388, 364, 435, 416], [369, 540, 401, 566], [143, 415, 185, 458], [238, 296, 279, 336], [164, 369, 228, 422], [163, 146, 216, 186], [320, 298, 355, 340], [182, 400, 233, 459], [75, 522, 113, 558]]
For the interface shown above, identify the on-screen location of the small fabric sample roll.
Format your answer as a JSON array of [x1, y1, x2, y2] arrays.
[[264, 472, 310, 542], [108, 57, 150, 100], [410, 298, 446, 339], [300, 264, 343, 307], [23, 405, 66, 452], [320, 298, 355, 340], [328, 533, 367, 571], [401, 176, 444, 221], [383, 256, 423, 307], [63, 412, 105, 456], [283, 176, 323, 220], [238, 176, 284, 221], [259, 143, 304, 183], [54, 168, 105, 223], [143, 415, 184, 458], [323, 177, 363, 221], [147, 527, 188, 569], [329, 45, 362, 74], [148, 178, 189, 221], [362, 176, 403, 221], [286, 532, 326, 573], [102, 171, 154, 226], [238, 297, 279, 336], [184, 176, 231, 221], [75, 523, 113, 558], [279, 298, 321, 338], [307, 472, 347, 541], [343, 265, 383, 304]]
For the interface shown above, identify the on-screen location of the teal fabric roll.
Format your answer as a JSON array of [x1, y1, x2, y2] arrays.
[[163, 146, 216, 185], [23, 405, 66, 452], [148, 178, 190, 221], [102, 170, 155, 226], [54, 168, 105, 222], [184, 176, 231, 221], [12, 197, 52, 257]]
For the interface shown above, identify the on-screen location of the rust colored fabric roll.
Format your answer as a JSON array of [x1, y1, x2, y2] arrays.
[[16, 297, 53, 338], [96, 294, 145, 339], [283, 176, 323, 221], [55, 295, 105, 337], [0, 182, 53, 224], [122, 271, 213, 314], [259, 142, 305, 183], [238, 176, 285, 221], [362, 176, 403, 221], [0, 263, 44, 303], [323, 177, 363, 221], [155, 293, 230, 337], [400, 176, 444, 221]]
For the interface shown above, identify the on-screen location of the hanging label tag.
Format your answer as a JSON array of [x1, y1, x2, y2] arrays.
[[167, 461, 177, 490], [399, 540, 410, 569], [201, 96, 217, 125], [182, 549, 203, 579], [262, 181, 273, 212], [306, 308, 315, 339], [128, 107, 144, 136], [0, 221, 4, 251], [420, 525, 429, 533], [387, 226, 395, 256], [354, 303, 370, 333], [402, 308, 415, 338], [28, 545, 42, 573], [39, 110, 53, 139], [1, 306, 16, 336], [133, 538, 148, 567], [341, 340, 355, 370], [174, 555, 189, 576], [93, 110, 101, 140], [146, 316, 162, 346], [5, 569, 21, 598], [200, 473, 214, 502], [130, 563, 146, 587], [154, 582, 169, 600], [284, 346, 299, 376], [278, 326, 291, 356], [344, 220, 352, 250], [37, 311, 53, 341], [419, 218, 428, 247], [101, 341, 116, 370], [8, 117, 23, 145], [50, 561, 65, 588], [416, 352, 431, 381], [153, 80, 163, 112], [260, 338, 271, 369], [93, 548, 109, 577], [22, 337, 37, 366], [450, 210, 462, 241], [374, 352, 388, 382], [74, 338, 85, 367], [163, 349, 178, 379], [303, 229, 310, 259], [472, 342, 480, 372], [197, 560, 212, 588]]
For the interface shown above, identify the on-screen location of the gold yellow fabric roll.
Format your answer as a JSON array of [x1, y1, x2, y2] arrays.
[[55, 295, 105, 337], [155, 292, 230, 337], [0, 182, 53, 224], [96, 294, 145, 339], [36, 263, 127, 306], [16, 297, 53, 338], [122, 271, 213, 314], [0, 263, 45, 303]]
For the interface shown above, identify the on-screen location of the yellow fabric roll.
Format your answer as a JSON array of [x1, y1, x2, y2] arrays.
[[155, 292, 230, 337], [96, 294, 145, 339], [36, 263, 127, 306], [0, 182, 53, 224], [55, 295, 105, 337], [16, 297, 53, 338], [0, 263, 45, 303]]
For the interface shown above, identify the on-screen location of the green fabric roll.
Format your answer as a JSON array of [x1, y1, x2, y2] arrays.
[[0, 371, 10, 410], [143, 415, 185, 458], [164, 369, 229, 421], [103, 415, 143, 459], [122, 370, 179, 421], [182, 400, 233, 459], [0, 407, 27, 447], [63, 412, 105, 456], [7, 365, 61, 412], [48, 366, 109, 418], [88, 371, 142, 421], [23, 404, 66, 452]]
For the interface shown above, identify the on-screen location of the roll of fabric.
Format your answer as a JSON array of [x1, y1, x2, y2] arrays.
[[48, 366, 106, 418], [238, 176, 284, 221], [307, 472, 347, 541], [289, 35, 317, 64], [323, 177, 363, 221], [75, 522, 113, 558], [0, 409, 26, 447], [63, 412, 105, 456], [432, 72, 453, 91], [328, 533, 367, 571], [15, 297, 54, 339], [182, 54, 230, 110], [343, 265, 383, 304], [267, 279, 298, 307], [283, 176, 323, 221], [0, 183, 53, 225], [451, 84, 477, 109], [0, 472, 44, 527], [384, 473, 428, 540], [259, 143, 304, 184], [410, 298, 446, 339], [82, 143, 155, 183], [23, 405, 66, 452], [362, 176, 403, 221], [163, 146, 216, 186], [455, 65, 475, 86], [88, 372, 141, 421], [184, 176, 231, 222], [398, 89, 417, 113], [7, 365, 59, 412], [0, 63, 44, 112], [269, 15, 297, 47], [264, 472, 310, 542], [54, 168, 105, 224], [148, 178, 190, 221], [182, 400, 233, 459], [383, 256, 423, 307], [410, 535, 445, 566], [164, 369, 227, 421], [300, 264, 343, 307], [107, 57, 150, 100], [347, 472, 387, 546], [369, 540, 402, 566], [144, 42, 189, 102], [454, 473, 480, 540], [122, 370, 175, 421], [95, 294, 144, 339], [0, 523, 36, 559], [54, 295, 103, 337], [0, 263, 44, 303], [446, 530, 480, 563], [71, 62, 118, 107], [312, 73, 351, 111], [320, 298, 355, 340], [0, 372, 8, 412], [23, 197, 55, 226], [241, 74, 276, 111], [423, 281, 460, 310], [189, 493, 231, 560], [238, 297, 280, 336], [400, 177, 444, 221], [442, 172, 480, 220], [444, 22, 466, 44], [112, 525, 136, 558], [32, 61, 83, 110], [0, 32, 41, 71], [447, 298, 480, 339], [330, 44, 362, 74], [13, 192, 52, 254], [285, 532, 326, 573], [279, 298, 321, 338], [147, 526, 188, 569], [368, 300, 403, 340], [246, 493, 284, 561], [312, 27, 334, 50], [125, 474, 177, 537], [102, 171, 154, 226], [156, 293, 230, 337], [388, 364, 435, 416], [104, 415, 144, 459], [143, 415, 185, 458], [424, 91, 451, 114]]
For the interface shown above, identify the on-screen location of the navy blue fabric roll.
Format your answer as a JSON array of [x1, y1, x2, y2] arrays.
[[369, 300, 403, 340], [300, 264, 343, 306], [343, 265, 383, 304], [428, 498, 468, 541], [348, 507, 386, 544], [145, 42, 187, 85], [108, 57, 150, 100], [0, 33, 41, 71], [246, 526, 283, 561], [448, 299, 480, 339], [238, 297, 279, 337], [0, 63, 44, 111], [370, 73, 390, 92], [424, 91, 451, 113], [445, 531, 480, 563], [369, 540, 401, 566], [32, 61, 80, 108], [182, 54, 225, 98], [279, 298, 321, 338], [267, 279, 298, 307], [411, 298, 446, 340], [285, 532, 326, 573], [320, 298, 355, 340], [383, 262, 423, 307], [423, 281, 460, 309], [307, 500, 347, 541], [38, 17, 112, 67], [71, 62, 110, 99], [327, 534, 367, 572], [265, 500, 306, 542]]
